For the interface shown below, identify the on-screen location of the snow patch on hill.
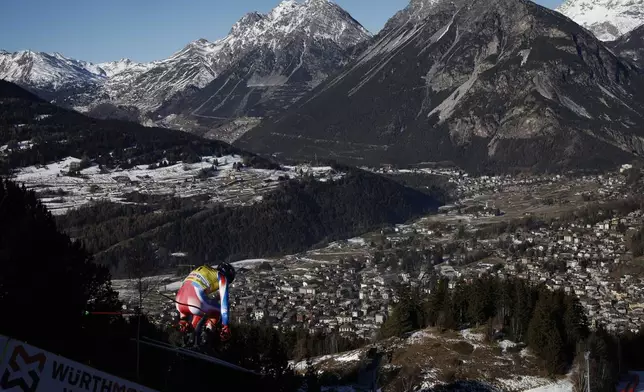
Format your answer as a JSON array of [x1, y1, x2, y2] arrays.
[[498, 339, 518, 352], [13, 155, 343, 215], [498, 375, 563, 391], [408, 330, 435, 344], [524, 379, 573, 392], [460, 328, 485, 344]]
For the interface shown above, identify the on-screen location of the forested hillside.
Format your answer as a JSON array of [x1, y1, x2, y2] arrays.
[[56, 167, 442, 277], [0, 80, 278, 173], [379, 274, 644, 392], [382, 277, 588, 374]]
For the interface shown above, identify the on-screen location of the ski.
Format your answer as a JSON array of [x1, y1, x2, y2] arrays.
[[135, 337, 260, 375]]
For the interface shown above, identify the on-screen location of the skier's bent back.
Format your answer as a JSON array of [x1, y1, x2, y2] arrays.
[[175, 262, 236, 345]]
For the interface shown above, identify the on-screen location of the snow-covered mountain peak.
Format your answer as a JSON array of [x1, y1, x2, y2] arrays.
[[271, 0, 301, 18], [96, 58, 148, 77], [556, 0, 644, 40], [305, 0, 332, 6], [168, 38, 223, 63], [225, 0, 370, 50], [229, 12, 266, 35]]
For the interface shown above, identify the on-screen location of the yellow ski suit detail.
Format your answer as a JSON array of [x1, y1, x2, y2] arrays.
[[185, 265, 220, 294]]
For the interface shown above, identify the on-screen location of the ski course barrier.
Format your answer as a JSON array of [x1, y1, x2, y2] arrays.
[[621, 373, 640, 392], [0, 334, 158, 392]]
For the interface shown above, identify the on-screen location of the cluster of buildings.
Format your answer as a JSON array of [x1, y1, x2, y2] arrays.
[[228, 261, 398, 340], [134, 167, 644, 340], [488, 211, 644, 333], [223, 168, 644, 337]]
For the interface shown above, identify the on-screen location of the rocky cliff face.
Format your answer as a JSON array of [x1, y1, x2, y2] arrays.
[[607, 24, 644, 68], [236, 0, 644, 174]]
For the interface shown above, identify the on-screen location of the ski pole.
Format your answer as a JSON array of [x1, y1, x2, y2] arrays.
[[83, 311, 139, 316]]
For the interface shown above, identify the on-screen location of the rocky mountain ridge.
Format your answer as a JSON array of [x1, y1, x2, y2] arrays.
[[607, 24, 644, 68]]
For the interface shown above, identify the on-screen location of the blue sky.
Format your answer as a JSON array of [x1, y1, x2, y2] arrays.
[[0, 0, 564, 63]]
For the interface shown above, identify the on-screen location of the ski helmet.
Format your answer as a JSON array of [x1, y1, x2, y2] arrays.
[[217, 262, 236, 283]]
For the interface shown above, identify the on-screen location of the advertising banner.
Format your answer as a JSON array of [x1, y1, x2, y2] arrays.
[[0, 334, 158, 392]]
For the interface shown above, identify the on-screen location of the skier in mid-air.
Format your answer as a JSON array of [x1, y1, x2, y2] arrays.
[[175, 262, 236, 345]]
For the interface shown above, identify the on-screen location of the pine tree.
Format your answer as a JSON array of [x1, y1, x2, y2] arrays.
[[467, 279, 486, 324], [451, 282, 468, 326], [563, 295, 590, 359], [380, 286, 424, 338], [437, 287, 456, 329], [512, 279, 535, 341], [425, 279, 448, 326], [527, 294, 567, 375]]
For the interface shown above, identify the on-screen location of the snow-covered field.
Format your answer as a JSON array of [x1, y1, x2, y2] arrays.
[[11, 155, 343, 215], [231, 258, 273, 269]]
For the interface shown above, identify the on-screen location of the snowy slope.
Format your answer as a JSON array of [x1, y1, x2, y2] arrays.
[[556, 0, 644, 41], [0, 50, 149, 87], [382, 0, 445, 34], [0, 50, 104, 89], [95, 59, 152, 78]]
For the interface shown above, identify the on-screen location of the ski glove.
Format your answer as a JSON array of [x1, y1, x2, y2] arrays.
[[220, 325, 231, 342], [178, 319, 191, 333]]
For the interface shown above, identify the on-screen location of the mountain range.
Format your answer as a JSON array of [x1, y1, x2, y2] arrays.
[[236, 0, 644, 174], [2, 0, 644, 174], [0, 0, 370, 140]]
